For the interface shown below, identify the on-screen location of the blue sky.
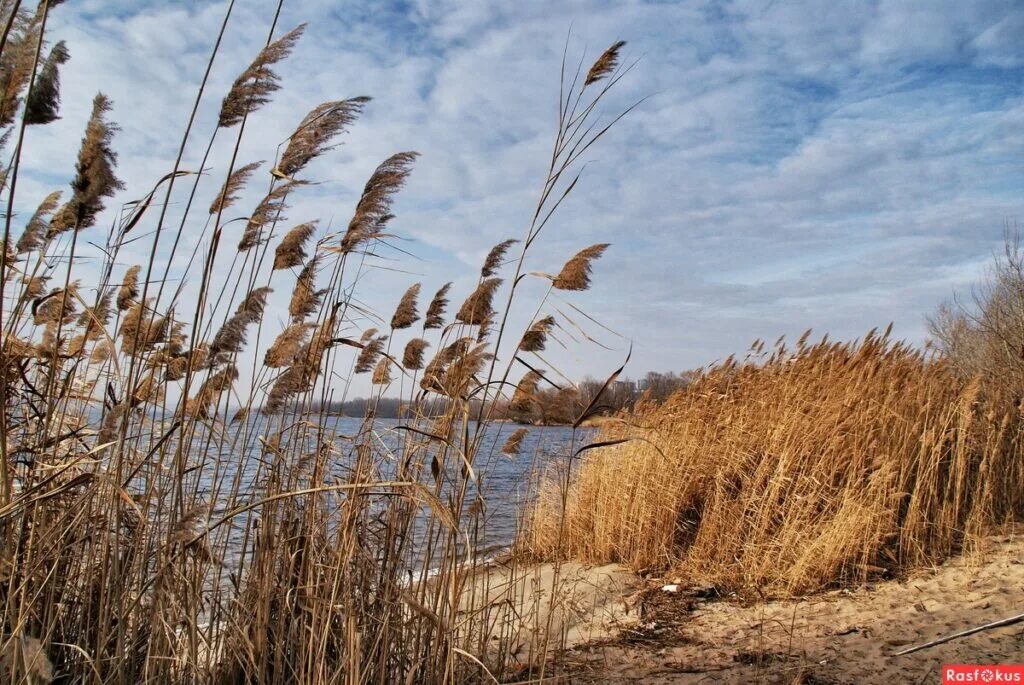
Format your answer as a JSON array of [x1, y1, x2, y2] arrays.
[[19, 0, 1024, 385]]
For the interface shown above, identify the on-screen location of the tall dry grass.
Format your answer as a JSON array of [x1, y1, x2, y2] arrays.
[[524, 331, 1024, 595], [0, 3, 636, 682]]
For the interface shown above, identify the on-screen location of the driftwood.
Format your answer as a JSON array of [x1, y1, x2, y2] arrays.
[[892, 612, 1024, 656]]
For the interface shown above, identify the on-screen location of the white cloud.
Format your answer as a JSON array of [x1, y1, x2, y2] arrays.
[[10, 0, 1023, 395]]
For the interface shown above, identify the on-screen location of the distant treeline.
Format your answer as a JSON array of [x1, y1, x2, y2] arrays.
[[316, 370, 697, 423]]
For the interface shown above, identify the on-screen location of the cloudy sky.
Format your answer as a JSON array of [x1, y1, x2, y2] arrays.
[[17, 0, 1024, 388]]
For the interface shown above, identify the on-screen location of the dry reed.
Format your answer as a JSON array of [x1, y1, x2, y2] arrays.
[[524, 334, 1024, 594]]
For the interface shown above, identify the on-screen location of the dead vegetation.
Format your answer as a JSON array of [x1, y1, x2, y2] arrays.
[[0, 3, 637, 682], [524, 330, 1024, 594]]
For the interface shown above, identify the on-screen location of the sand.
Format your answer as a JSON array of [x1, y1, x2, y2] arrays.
[[555, 525, 1024, 683]]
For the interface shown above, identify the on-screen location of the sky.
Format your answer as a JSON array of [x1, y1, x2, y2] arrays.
[[15, 0, 1024, 391]]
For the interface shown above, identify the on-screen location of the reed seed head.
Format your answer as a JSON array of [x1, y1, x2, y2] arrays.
[[49, 93, 124, 235], [289, 256, 323, 320], [456, 277, 501, 326], [502, 427, 529, 456], [240, 180, 305, 251], [585, 40, 626, 86], [511, 369, 543, 413], [24, 40, 69, 125], [218, 24, 305, 128], [424, 282, 451, 329], [264, 322, 313, 368], [208, 286, 272, 367], [273, 220, 317, 270], [481, 239, 518, 278], [277, 97, 370, 178], [209, 161, 262, 215], [371, 357, 392, 385], [117, 265, 140, 311], [519, 315, 556, 353], [402, 338, 429, 370], [341, 152, 418, 253], [355, 335, 385, 374], [552, 243, 609, 291], [390, 283, 421, 329], [16, 190, 61, 253]]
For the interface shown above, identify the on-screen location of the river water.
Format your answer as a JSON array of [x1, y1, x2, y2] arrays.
[[194, 416, 594, 567]]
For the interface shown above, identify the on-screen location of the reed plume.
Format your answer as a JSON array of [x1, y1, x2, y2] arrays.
[[49, 93, 123, 235], [440, 342, 491, 397], [402, 337, 428, 370], [585, 40, 626, 86], [552, 243, 609, 291], [264, 322, 313, 368], [22, 275, 47, 298], [390, 282, 420, 329], [209, 161, 261, 215], [24, 39, 69, 125], [239, 180, 304, 251], [371, 357, 392, 385], [510, 369, 543, 413], [117, 264, 140, 311], [340, 152, 418, 252], [15, 190, 61, 253], [420, 337, 473, 394], [33, 284, 77, 325], [501, 427, 529, 456], [519, 315, 556, 353], [273, 220, 317, 270], [481, 238, 517, 277], [208, 286, 272, 367], [0, 8, 40, 126], [119, 299, 167, 356], [456, 277, 501, 326], [77, 290, 113, 341], [424, 282, 451, 329], [289, 256, 322, 319], [186, 365, 238, 419], [354, 334, 385, 374], [264, 315, 335, 412], [218, 24, 305, 128], [277, 97, 370, 178]]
